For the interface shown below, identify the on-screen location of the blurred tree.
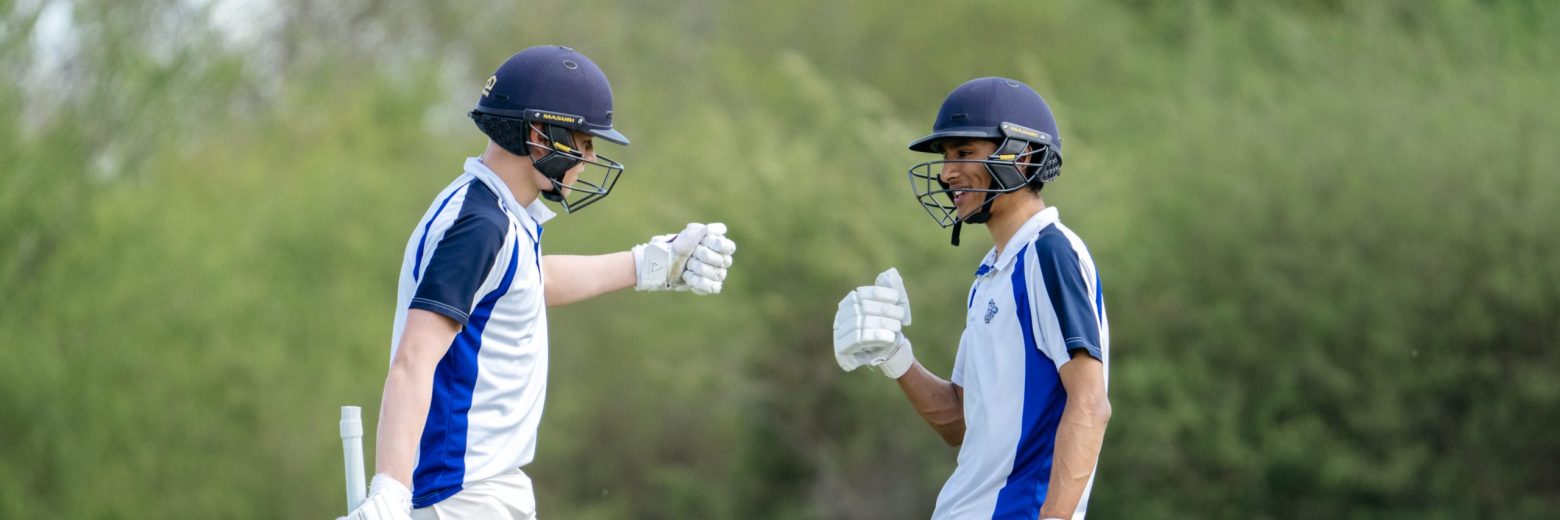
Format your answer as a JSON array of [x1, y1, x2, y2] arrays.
[[1, 0, 1556, 518]]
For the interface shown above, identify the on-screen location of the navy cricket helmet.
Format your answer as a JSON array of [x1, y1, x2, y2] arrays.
[[906, 77, 1064, 245], [470, 45, 628, 213]]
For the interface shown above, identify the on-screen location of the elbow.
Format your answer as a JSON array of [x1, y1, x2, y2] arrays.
[[388, 342, 443, 381], [1088, 394, 1112, 427], [386, 352, 422, 382], [916, 404, 964, 447], [937, 426, 965, 448], [1071, 388, 1111, 427], [932, 417, 965, 447]]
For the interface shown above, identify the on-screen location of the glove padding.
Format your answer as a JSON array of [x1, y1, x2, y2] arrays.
[[833, 268, 915, 378], [633, 222, 736, 295], [338, 474, 413, 520]]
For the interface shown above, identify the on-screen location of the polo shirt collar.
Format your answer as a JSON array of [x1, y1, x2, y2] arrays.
[[463, 157, 556, 227], [975, 206, 1061, 276], [522, 198, 556, 227]]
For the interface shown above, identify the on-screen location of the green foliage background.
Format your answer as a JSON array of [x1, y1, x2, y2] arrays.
[[2, 0, 1557, 518]]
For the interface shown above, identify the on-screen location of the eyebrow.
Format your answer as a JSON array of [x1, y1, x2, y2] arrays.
[[942, 139, 975, 151]]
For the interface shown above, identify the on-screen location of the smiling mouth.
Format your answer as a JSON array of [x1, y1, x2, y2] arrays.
[[951, 188, 973, 205]]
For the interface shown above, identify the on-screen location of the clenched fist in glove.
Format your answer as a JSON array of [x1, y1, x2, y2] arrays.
[[338, 474, 413, 520], [633, 223, 736, 295], [833, 268, 915, 378]]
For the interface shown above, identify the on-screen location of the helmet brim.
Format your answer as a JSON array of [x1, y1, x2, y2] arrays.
[[472, 105, 631, 146], [587, 127, 630, 146], [907, 127, 1004, 153]]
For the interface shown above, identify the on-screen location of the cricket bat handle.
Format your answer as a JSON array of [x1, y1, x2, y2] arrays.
[[340, 406, 368, 513]]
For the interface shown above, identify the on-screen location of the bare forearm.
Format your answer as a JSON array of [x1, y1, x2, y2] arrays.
[[374, 310, 459, 487], [542, 252, 634, 306], [1039, 398, 1109, 517], [375, 359, 436, 486], [1040, 358, 1111, 518], [895, 360, 965, 446]]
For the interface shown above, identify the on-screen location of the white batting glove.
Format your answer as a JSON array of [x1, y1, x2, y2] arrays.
[[833, 268, 915, 378], [633, 223, 736, 294], [339, 474, 413, 520]]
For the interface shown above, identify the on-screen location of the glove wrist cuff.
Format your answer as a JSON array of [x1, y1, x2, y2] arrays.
[[632, 241, 669, 291], [631, 243, 648, 290], [368, 473, 412, 511], [878, 339, 915, 379]]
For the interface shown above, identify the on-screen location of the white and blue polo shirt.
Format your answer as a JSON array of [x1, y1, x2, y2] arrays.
[[389, 157, 555, 508], [932, 206, 1110, 520]]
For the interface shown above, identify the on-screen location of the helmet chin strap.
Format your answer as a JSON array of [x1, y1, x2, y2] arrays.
[[529, 122, 578, 204], [540, 187, 564, 202], [950, 191, 998, 247], [538, 174, 565, 202]]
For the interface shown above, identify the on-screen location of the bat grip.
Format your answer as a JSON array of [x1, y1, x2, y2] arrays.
[[340, 406, 368, 514]]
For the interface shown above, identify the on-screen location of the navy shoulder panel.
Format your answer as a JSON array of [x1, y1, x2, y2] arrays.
[[410, 183, 509, 325], [1031, 226, 1102, 360]]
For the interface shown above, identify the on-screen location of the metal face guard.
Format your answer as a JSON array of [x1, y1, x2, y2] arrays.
[[527, 123, 625, 213], [906, 143, 1055, 228]]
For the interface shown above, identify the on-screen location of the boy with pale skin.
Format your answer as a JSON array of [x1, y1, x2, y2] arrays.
[[376, 135, 660, 494], [347, 45, 735, 520], [833, 77, 1110, 519]]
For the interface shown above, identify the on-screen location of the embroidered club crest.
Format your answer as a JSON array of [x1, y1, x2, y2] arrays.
[[984, 299, 998, 324]]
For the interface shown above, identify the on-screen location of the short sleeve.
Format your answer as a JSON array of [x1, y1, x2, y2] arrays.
[[950, 340, 968, 387], [410, 211, 507, 326], [951, 280, 983, 386], [1031, 232, 1103, 363]]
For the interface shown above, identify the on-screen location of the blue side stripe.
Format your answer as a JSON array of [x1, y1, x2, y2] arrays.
[[533, 224, 543, 270], [412, 233, 521, 508], [992, 245, 1068, 519], [413, 182, 471, 283], [1093, 271, 1105, 328]]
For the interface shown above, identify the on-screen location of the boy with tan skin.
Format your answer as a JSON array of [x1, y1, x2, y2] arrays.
[[344, 46, 736, 520], [832, 77, 1110, 519]]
